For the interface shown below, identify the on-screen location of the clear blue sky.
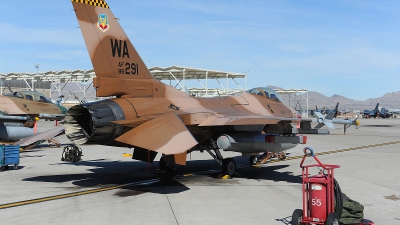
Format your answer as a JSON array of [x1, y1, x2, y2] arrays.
[[1, 0, 400, 100]]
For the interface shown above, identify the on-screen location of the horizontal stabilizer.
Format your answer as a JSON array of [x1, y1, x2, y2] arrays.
[[116, 112, 198, 154]]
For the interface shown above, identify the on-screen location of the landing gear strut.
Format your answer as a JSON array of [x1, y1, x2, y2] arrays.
[[205, 147, 237, 176]]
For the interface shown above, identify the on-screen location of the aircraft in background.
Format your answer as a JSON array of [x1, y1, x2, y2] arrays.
[[388, 109, 400, 116], [314, 103, 339, 118], [378, 107, 394, 118], [303, 102, 359, 134], [339, 109, 349, 115], [65, 0, 311, 176], [0, 91, 67, 141], [362, 103, 380, 118], [311, 111, 359, 134]]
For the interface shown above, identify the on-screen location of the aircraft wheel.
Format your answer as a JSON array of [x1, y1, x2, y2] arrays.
[[249, 155, 258, 165], [325, 212, 339, 225], [277, 151, 287, 160], [291, 209, 303, 225], [159, 157, 175, 171], [159, 157, 167, 170], [222, 158, 236, 176]]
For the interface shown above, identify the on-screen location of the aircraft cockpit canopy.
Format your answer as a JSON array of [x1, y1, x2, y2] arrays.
[[9, 91, 53, 103], [247, 87, 283, 103]]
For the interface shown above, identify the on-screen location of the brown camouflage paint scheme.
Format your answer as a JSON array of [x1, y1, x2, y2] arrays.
[[68, 0, 304, 165], [0, 93, 64, 127]]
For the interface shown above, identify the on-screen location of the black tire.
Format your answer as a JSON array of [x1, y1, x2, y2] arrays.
[[222, 158, 236, 176], [249, 155, 258, 165], [4, 165, 9, 171], [0, 166, 5, 172], [291, 209, 303, 225], [159, 157, 174, 171], [325, 212, 339, 225], [159, 157, 167, 170]]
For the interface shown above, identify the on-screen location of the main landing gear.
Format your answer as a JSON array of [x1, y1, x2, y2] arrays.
[[158, 157, 175, 172], [205, 148, 237, 177]]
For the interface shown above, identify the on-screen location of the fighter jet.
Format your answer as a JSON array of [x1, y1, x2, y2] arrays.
[[65, 0, 309, 176], [315, 103, 339, 118], [362, 103, 380, 118], [378, 107, 393, 119], [0, 91, 67, 141], [305, 103, 359, 134]]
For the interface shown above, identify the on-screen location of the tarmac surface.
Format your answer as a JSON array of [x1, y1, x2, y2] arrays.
[[1, 118, 399, 224]]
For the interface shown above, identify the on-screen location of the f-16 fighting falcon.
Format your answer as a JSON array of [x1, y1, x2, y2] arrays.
[[65, 0, 312, 176]]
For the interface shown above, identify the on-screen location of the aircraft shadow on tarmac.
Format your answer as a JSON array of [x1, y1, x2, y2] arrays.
[[22, 157, 302, 197]]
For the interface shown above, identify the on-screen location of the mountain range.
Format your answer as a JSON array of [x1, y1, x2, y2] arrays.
[[268, 86, 400, 111], [307, 91, 400, 111]]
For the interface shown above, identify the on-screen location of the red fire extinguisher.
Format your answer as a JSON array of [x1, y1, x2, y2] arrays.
[[292, 147, 342, 225]]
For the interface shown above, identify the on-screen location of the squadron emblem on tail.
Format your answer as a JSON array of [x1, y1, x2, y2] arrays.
[[97, 14, 109, 32]]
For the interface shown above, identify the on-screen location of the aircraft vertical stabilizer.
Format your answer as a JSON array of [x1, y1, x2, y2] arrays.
[[72, 0, 172, 98], [325, 102, 339, 120]]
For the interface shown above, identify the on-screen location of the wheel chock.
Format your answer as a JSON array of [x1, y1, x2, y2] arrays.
[[122, 153, 132, 157], [218, 174, 231, 179]]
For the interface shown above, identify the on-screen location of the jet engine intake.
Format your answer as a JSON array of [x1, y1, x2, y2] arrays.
[[216, 133, 306, 153], [64, 100, 125, 145]]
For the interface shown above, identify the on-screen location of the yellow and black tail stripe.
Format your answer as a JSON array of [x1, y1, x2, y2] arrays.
[[71, 0, 109, 9]]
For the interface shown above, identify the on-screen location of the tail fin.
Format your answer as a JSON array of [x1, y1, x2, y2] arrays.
[[325, 102, 339, 120], [375, 103, 380, 111], [71, 0, 161, 97], [334, 102, 339, 112]]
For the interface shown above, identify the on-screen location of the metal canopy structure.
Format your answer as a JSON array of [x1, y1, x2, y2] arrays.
[[0, 70, 96, 97], [0, 66, 247, 99], [275, 89, 309, 116], [149, 66, 247, 97], [0, 70, 96, 83], [149, 66, 246, 80], [1, 69, 310, 110]]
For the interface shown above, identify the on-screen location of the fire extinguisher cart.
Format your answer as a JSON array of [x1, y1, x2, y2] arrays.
[[292, 147, 342, 225]]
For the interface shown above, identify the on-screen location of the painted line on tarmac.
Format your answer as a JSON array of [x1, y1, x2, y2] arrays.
[[0, 179, 159, 210], [0, 168, 226, 210], [1, 141, 399, 210], [266, 140, 400, 164]]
